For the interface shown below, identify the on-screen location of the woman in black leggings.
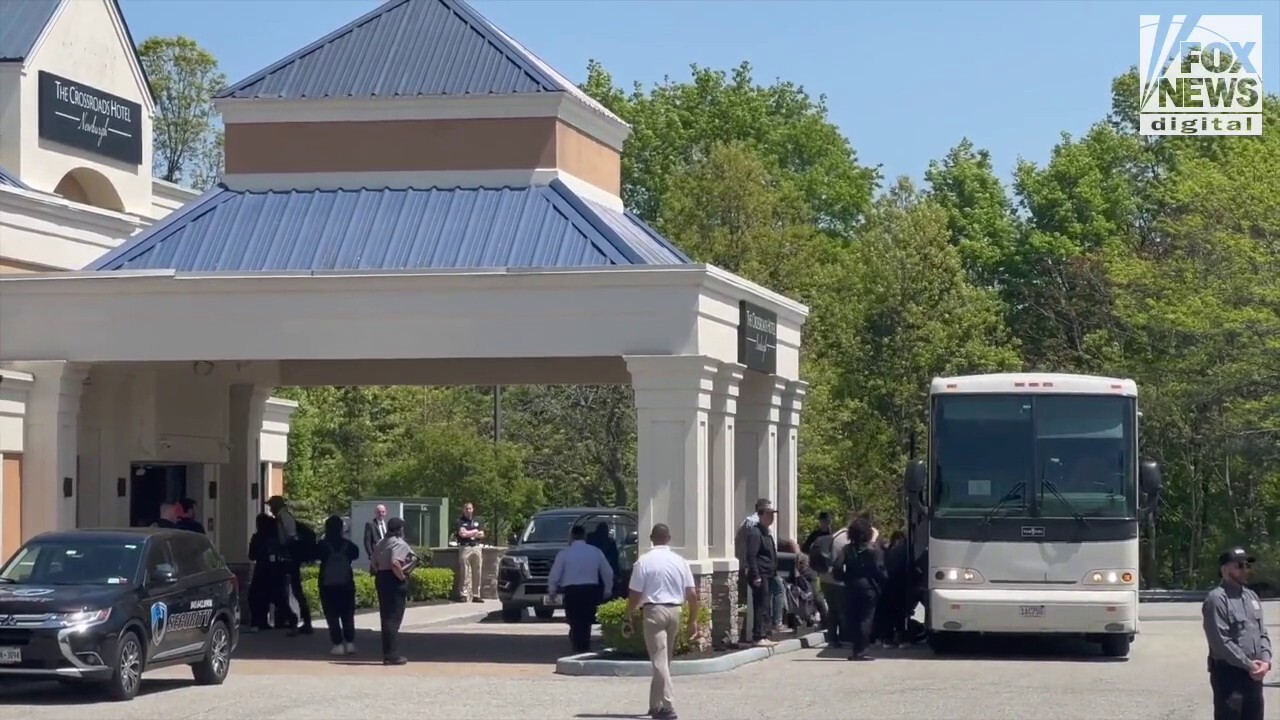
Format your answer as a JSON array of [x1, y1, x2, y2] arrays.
[[842, 517, 887, 661]]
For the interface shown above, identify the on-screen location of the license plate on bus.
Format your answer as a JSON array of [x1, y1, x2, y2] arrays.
[[0, 647, 20, 664], [1019, 605, 1045, 618]]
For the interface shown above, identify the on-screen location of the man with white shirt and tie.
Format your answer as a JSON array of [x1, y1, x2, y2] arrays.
[[363, 505, 388, 573], [548, 524, 614, 653], [626, 523, 699, 720]]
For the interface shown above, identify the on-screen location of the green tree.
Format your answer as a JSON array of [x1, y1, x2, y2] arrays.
[[138, 36, 226, 188], [924, 138, 1020, 290], [582, 60, 879, 237]]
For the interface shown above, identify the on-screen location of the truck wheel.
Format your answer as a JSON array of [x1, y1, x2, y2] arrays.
[[534, 607, 555, 620], [104, 630, 144, 701], [501, 604, 524, 623], [1101, 635, 1131, 658], [191, 620, 232, 685]]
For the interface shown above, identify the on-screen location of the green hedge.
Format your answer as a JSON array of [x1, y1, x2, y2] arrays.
[[298, 565, 454, 611], [596, 598, 712, 657]]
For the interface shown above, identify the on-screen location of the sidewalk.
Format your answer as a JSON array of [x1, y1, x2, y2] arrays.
[[307, 599, 500, 632]]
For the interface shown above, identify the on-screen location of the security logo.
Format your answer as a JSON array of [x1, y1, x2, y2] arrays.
[[150, 602, 168, 647]]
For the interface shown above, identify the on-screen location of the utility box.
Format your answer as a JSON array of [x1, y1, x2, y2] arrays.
[[350, 497, 450, 567]]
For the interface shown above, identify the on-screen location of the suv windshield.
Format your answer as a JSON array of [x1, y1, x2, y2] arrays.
[[0, 539, 144, 585], [520, 515, 579, 544], [932, 394, 1135, 519]]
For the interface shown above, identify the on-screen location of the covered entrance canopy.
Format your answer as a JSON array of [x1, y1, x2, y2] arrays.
[[0, 0, 808, 645]]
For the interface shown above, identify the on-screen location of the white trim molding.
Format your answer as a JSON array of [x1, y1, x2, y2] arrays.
[[0, 185, 151, 270], [221, 167, 625, 211], [217, 92, 631, 153]]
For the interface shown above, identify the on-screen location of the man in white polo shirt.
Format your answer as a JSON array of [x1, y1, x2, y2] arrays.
[[625, 523, 700, 720]]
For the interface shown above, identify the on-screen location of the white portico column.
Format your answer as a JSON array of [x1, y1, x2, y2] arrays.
[[709, 362, 744, 647], [221, 384, 270, 564], [735, 374, 787, 521], [778, 380, 808, 543], [625, 355, 718, 568], [21, 361, 88, 535]]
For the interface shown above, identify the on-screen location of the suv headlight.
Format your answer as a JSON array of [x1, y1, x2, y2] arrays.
[[501, 555, 530, 578], [1082, 569, 1135, 585], [933, 567, 985, 584], [59, 608, 111, 629]]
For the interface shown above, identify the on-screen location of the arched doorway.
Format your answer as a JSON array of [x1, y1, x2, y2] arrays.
[[53, 167, 125, 212]]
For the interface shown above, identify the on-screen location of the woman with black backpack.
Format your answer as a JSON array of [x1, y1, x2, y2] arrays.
[[317, 515, 360, 656], [840, 516, 887, 661]]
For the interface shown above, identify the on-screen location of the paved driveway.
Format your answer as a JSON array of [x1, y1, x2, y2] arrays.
[[1, 602, 1277, 719]]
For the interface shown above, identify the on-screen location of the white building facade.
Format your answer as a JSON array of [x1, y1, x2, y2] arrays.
[[0, 0, 808, 646], [0, 0, 295, 562]]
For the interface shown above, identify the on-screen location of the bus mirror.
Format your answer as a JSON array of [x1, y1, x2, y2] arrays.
[[1139, 461, 1162, 495], [904, 459, 927, 495]]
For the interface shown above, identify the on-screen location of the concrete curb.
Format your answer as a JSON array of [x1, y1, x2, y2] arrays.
[[555, 631, 826, 677]]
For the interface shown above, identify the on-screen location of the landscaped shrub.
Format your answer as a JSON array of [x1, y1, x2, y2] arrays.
[[596, 598, 711, 657], [298, 567, 454, 611]]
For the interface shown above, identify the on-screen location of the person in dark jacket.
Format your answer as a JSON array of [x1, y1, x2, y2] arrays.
[[743, 500, 780, 647], [317, 515, 360, 656], [175, 498, 206, 534], [876, 531, 911, 647], [842, 516, 887, 661], [801, 512, 833, 554], [268, 495, 313, 636], [248, 513, 290, 631]]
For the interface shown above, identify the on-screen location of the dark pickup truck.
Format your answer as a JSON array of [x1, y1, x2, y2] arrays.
[[497, 507, 638, 622]]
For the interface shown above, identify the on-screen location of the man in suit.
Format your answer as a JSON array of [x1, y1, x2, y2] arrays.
[[363, 504, 389, 573]]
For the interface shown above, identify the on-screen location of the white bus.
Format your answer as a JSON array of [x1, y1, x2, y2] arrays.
[[904, 373, 1162, 657]]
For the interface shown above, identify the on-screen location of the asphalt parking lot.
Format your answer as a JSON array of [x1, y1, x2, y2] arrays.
[[2, 602, 1276, 719]]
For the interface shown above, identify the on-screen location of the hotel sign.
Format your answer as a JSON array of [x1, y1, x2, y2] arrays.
[[38, 71, 142, 166], [738, 301, 778, 374]]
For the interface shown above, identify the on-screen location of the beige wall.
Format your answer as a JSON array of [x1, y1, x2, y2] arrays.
[[224, 118, 620, 195], [270, 465, 284, 499], [2, 455, 21, 560]]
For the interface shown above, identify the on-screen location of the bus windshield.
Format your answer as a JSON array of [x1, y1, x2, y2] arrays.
[[932, 394, 1135, 519]]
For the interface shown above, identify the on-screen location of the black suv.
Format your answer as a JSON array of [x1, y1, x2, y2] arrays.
[[0, 528, 239, 701], [498, 507, 638, 622]]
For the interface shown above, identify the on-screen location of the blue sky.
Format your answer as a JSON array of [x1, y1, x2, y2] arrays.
[[119, 0, 1279, 187]]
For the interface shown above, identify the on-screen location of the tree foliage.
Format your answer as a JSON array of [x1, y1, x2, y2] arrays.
[[138, 35, 225, 189]]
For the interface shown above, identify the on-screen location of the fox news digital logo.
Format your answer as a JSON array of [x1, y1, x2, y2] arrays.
[[1139, 15, 1263, 136]]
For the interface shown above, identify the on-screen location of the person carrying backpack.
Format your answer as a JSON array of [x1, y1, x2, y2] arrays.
[[813, 510, 853, 647], [268, 495, 314, 636], [318, 515, 360, 656]]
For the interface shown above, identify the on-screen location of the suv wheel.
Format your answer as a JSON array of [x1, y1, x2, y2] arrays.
[[191, 619, 232, 685], [104, 630, 144, 701], [501, 604, 524, 623]]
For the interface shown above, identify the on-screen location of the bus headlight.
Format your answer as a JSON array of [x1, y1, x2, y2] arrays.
[[1082, 569, 1135, 585], [933, 567, 984, 584]]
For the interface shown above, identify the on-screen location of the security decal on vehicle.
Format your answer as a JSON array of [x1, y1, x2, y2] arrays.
[[151, 602, 169, 646], [167, 607, 214, 632]]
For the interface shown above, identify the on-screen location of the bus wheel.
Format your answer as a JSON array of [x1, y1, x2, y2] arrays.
[[1101, 635, 1131, 658], [927, 631, 958, 655]]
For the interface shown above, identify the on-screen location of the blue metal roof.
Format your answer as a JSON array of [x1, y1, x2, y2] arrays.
[[0, 0, 60, 62], [0, 165, 30, 190], [88, 179, 688, 272], [215, 0, 620, 121]]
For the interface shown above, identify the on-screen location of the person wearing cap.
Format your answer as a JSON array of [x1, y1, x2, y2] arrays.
[[741, 499, 780, 647], [625, 523, 699, 720], [372, 517, 419, 665], [1203, 546, 1270, 719]]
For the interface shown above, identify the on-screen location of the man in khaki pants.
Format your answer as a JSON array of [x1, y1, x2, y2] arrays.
[[455, 502, 485, 603], [625, 524, 699, 720]]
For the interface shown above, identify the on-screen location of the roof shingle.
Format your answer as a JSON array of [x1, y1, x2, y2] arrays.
[[215, 0, 622, 125], [88, 180, 688, 272]]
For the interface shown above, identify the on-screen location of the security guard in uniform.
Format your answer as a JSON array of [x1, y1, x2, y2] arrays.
[[1203, 546, 1271, 720]]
